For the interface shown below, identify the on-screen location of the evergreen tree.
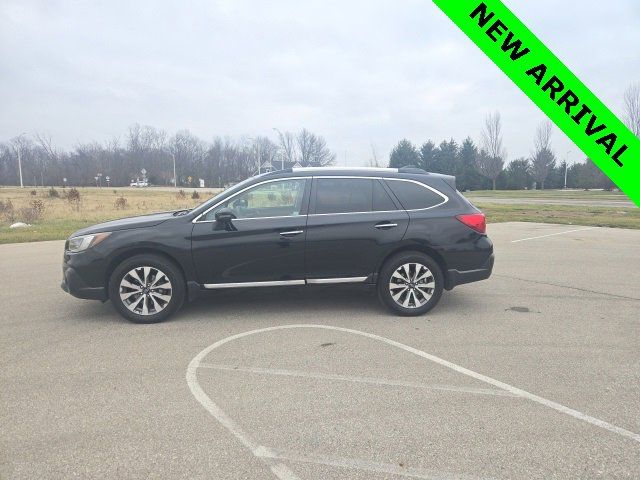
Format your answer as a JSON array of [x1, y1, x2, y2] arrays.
[[388, 139, 419, 168], [433, 139, 458, 176], [457, 138, 490, 190], [504, 158, 532, 190], [419, 140, 437, 171]]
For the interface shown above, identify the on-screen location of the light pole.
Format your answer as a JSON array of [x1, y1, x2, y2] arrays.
[[170, 152, 177, 187], [14, 132, 27, 188], [564, 150, 571, 189]]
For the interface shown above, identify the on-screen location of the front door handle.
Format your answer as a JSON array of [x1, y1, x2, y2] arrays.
[[279, 230, 304, 237], [374, 222, 398, 229]]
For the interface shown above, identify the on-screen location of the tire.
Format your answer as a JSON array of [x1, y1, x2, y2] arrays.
[[108, 254, 185, 323], [377, 251, 444, 316]]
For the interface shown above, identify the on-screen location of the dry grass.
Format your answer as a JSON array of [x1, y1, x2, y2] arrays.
[[466, 189, 631, 200], [0, 186, 638, 244], [0, 187, 222, 244], [478, 203, 640, 230]]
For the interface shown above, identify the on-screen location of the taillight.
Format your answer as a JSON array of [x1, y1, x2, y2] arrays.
[[456, 213, 486, 234]]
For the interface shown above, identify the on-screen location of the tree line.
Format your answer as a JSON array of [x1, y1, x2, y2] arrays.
[[388, 133, 613, 191], [387, 83, 640, 191], [2, 84, 638, 190], [0, 126, 335, 188]]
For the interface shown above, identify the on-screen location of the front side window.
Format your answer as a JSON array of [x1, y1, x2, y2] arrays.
[[385, 179, 446, 210], [203, 178, 306, 220]]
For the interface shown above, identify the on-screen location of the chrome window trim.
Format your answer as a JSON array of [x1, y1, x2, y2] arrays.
[[308, 209, 399, 217], [310, 176, 448, 216], [383, 177, 449, 211], [233, 215, 304, 222], [193, 175, 448, 223], [192, 176, 311, 223]]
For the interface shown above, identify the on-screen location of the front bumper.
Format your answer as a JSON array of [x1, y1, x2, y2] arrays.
[[61, 264, 108, 301], [445, 253, 494, 290]]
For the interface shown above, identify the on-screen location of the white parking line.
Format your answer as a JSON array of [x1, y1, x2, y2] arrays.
[[511, 226, 597, 243], [198, 363, 518, 397], [186, 324, 640, 480]]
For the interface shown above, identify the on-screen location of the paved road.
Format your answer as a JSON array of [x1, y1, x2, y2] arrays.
[[1, 222, 639, 479]]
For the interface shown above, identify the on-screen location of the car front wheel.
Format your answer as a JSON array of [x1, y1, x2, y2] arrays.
[[378, 252, 444, 316], [108, 254, 185, 323]]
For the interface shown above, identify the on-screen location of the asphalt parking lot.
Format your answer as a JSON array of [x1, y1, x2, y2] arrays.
[[1, 221, 639, 479]]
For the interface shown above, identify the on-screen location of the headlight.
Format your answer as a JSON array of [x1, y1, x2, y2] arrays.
[[66, 232, 111, 252]]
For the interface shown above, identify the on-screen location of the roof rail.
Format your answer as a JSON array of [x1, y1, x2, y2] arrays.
[[263, 168, 292, 176], [398, 166, 428, 174]]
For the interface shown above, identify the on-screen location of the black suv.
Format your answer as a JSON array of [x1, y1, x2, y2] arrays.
[[61, 167, 494, 323]]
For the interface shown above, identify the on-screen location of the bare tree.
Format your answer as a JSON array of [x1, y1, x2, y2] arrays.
[[275, 130, 297, 165], [296, 129, 314, 166], [367, 143, 382, 167], [624, 83, 640, 137], [168, 130, 205, 186], [0, 125, 336, 187], [477, 112, 506, 190], [35, 132, 59, 161], [302, 130, 335, 166], [274, 128, 335, 167], [531, 121, 556, 189], [251, 136, 278, 170]]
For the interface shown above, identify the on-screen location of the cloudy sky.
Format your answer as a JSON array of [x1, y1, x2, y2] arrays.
[[1, 0, 638, 166]]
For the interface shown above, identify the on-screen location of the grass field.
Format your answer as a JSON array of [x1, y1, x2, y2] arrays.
[[465, 189, 630, 200], [0, 186, 638, 244], [0, 186, 222, 244]]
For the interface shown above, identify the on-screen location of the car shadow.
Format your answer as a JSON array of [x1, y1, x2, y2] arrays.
[[179, 284, 481, 321], [62, 284, 485, 324], [181, 284, 381, 318]]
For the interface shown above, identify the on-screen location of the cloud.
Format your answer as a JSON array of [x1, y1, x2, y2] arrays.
[[0, 0, 638, 166]]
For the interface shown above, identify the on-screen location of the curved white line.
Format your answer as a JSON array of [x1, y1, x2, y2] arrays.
[[186, 324, 640, 479]]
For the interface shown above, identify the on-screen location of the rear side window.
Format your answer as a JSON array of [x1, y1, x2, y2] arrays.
[[385, 179, 446, 210], [315, 178, 372, 214], [373, 180, 397, 211]]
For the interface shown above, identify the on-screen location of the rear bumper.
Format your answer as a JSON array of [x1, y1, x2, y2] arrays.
[[61, 266, 108, 301], [445, 253, 494, 290]]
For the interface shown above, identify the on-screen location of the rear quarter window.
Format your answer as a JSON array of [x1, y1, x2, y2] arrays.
[[385, 179, 446, 210]]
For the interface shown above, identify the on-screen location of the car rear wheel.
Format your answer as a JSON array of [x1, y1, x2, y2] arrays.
[[108, 254, 185, 323], [378, 252, 443, 316]]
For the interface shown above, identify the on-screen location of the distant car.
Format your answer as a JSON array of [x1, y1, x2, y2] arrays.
[[61, 167, 494, 323], [129, 180, 148, 187]]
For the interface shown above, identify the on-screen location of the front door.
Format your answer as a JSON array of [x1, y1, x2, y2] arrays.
[[305, 177, 409, 281], [191, 177, 310, 286]]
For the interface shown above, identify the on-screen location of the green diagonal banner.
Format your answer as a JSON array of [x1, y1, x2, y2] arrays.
[[433, 0, 639, 207]]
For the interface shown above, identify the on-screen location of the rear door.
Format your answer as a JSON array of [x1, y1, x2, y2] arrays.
[[304, 177, 409, 282]]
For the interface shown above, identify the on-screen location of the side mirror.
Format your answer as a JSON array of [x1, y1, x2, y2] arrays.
[[215, 208, 236, 224]]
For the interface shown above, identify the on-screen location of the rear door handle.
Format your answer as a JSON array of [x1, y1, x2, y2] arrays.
[[279, 230, 304, 237], [374, 222, 398, 229]]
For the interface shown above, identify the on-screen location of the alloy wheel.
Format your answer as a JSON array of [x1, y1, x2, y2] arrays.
[[119, 266, 173, 316], [388, 262, 435, 309]]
